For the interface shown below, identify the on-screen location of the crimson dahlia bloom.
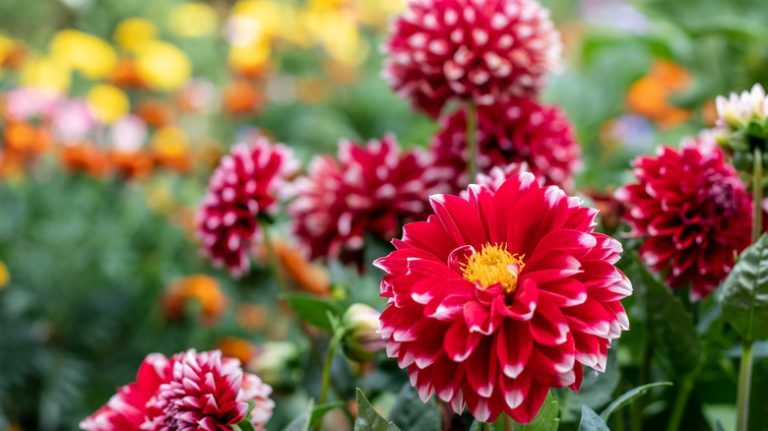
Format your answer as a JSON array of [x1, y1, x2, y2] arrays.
[[375, 173, 631, 423], [81, 350, 274, 431], [617, 136, 752, 299], [197, 135, 297, 277], [289, 135, 449, 267], [431, 97, 580, 194], [383, 0, 562, 117], [80, 354, 172, 431]]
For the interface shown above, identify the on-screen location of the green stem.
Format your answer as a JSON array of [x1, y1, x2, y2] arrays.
[[502, 414, 514, 431], [736, 342, 754, 431], [666, 373, 694, 431], [260, 219, 290, 292], [318, 335, 339, 405], [466, 101, 478, 181], [480, 423, 491, 431]]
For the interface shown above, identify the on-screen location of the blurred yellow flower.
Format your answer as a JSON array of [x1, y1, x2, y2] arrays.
[[303, 10, 368, 66], [50, 30, 117, 80], [20, 57, 70, 93], [169, 2, 218, 37], [229, 42, 271, 72], [0, 261, 9, 289], [151, 126, 191, 172], [87, 84, 129, 124], [135, 41, 191, 91], [114, 18, 157, 53], [0, 35, 15, 66]]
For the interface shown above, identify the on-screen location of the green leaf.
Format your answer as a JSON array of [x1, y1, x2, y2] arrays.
[[719, 234, 768, 342], [282, 400, 314, 431], [311, 401, 346, 426], [563, 348, 620, 421], [578, 406, 609, 431], [232, 420, 257, 431], [354, 388, 401, 431], [634, 255, 702, 374], [284, 293, 343, 331], [520, 393, 559, 431], [600, 382, 673, 421], [389, 384, 440, 431]]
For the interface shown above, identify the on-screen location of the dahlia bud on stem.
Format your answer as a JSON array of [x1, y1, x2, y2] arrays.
[[341, 303, 385, 362]]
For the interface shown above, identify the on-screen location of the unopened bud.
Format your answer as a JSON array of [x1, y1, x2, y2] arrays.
[[341, 303, 385, 362]]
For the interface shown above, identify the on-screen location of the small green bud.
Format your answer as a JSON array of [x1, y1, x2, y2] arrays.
[[341, 303, 384, 362]]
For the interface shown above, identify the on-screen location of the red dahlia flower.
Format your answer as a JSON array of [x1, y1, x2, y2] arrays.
[[431, 97, 580, 194], [197, 135, 297, 277], [81, 350, 274, 431], [289, 135, 449, 267], [80, 354, 171, 431], [375, 172, 631, 423], [617, 136, 752, 299], [384, 0, 562, 117]]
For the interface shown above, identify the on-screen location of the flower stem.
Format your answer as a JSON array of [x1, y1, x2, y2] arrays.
[[736, 342, 754, 431], [466, 101, 478, 181], [735, 147, 762, 431], [666, 373, 694, 431], [318, 334, 339, 405]]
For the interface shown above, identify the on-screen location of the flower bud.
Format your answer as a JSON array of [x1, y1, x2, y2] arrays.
[[341, 303, 385, 362]]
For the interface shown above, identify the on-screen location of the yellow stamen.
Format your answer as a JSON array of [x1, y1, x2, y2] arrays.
[[461, 244, 525, 293]]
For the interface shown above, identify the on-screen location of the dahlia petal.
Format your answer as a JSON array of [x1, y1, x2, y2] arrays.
[[500, 372, 531, 411], [530, 302, 570, 346], [495, 321, 533, 379], [444, 319, 482, 362], [538, 279, 587, 307], [508, 378, 549, 424], [466, 341, 497, 398], [493, 278, 538, 321]]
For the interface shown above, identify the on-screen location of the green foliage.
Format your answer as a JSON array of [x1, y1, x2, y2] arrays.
[[520, 393, 560, 431], [578, 407, 609, 431], [283, 293, 343, 332], [388, 384, 440, 431], [719, 234, 768, 342], [354, 389, 400, 431], [600, 382, 673, 421]]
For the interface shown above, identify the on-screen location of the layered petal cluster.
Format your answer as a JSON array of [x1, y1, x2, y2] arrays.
[[289, 135, 449, 267], [431, 98, 580, 193], [383, 0, 562, 117], [197, 135, 297, 277], [80, 350, 274, 431], [375, 173, 631, 423], [617, 136, 752, 299], [716, 83, 768, 129]]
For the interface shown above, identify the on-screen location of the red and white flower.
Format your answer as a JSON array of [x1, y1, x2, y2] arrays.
[[431, 97, 580, 194], [197, 135, 297, 277], [81, 350, 274, 431], [617, 135, 752, 299], [375, 172, 631, 423], [383, 0, 562, 117], [289, 134, 449, 267]]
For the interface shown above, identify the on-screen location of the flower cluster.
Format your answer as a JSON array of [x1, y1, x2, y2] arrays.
[[197, 134, 297, 277], [289, 135, 449, 267], [383, 0, 562, 117], [81, 350, 274, 431], [617, 135, 752, 299], [716, 83, 768, 130], [431, 97, 580, 193], [376, 173, 632, 423]]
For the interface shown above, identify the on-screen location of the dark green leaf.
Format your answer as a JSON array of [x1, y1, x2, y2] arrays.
[[600, 382, 673, 421], [389, 384, 440, 431], [719, 234, 768, 342], [282, 400, 314, 431], [232, 419, 257, 431], [283, 294, 343, 331], [354, 388, 401, 431], [578, 406, 609, 431], [520, 393, 559, 431], [311, 402, 346, 426], [634, 255, 702, 374]]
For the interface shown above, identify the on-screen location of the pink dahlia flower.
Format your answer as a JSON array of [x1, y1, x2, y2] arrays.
[[375, 172, 631, 423], [81, 350, 274, 431], [289, 134, 449, 267], [383, 0, 562, 117], [197, 135, 297, 277], [431, 97, 580, 194], [80, 354, 173, 431], [616, 136, 752, 299]]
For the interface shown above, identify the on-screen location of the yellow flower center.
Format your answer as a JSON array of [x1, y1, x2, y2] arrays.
[[461, 244, 525, 293]]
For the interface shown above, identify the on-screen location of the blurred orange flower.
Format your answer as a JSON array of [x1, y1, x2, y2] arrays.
[[218, 336, 257, 364], [163, 274, 227, 324], [0, 150, 25, 179], [110, 150, 153, 179], [151, 126, 191, 172], [60, 143, 111, 177], [109, 58, 146, 88], [236, 303, 268, 330], [136, 99, 176, 128], [626, 59, 692, 129], [222, 80, 263, 115], [4, 121, 52, 155], [268, 239, 330, 296]]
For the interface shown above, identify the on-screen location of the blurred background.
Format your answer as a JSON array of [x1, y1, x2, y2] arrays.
[[1, 0, 767, 429]]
